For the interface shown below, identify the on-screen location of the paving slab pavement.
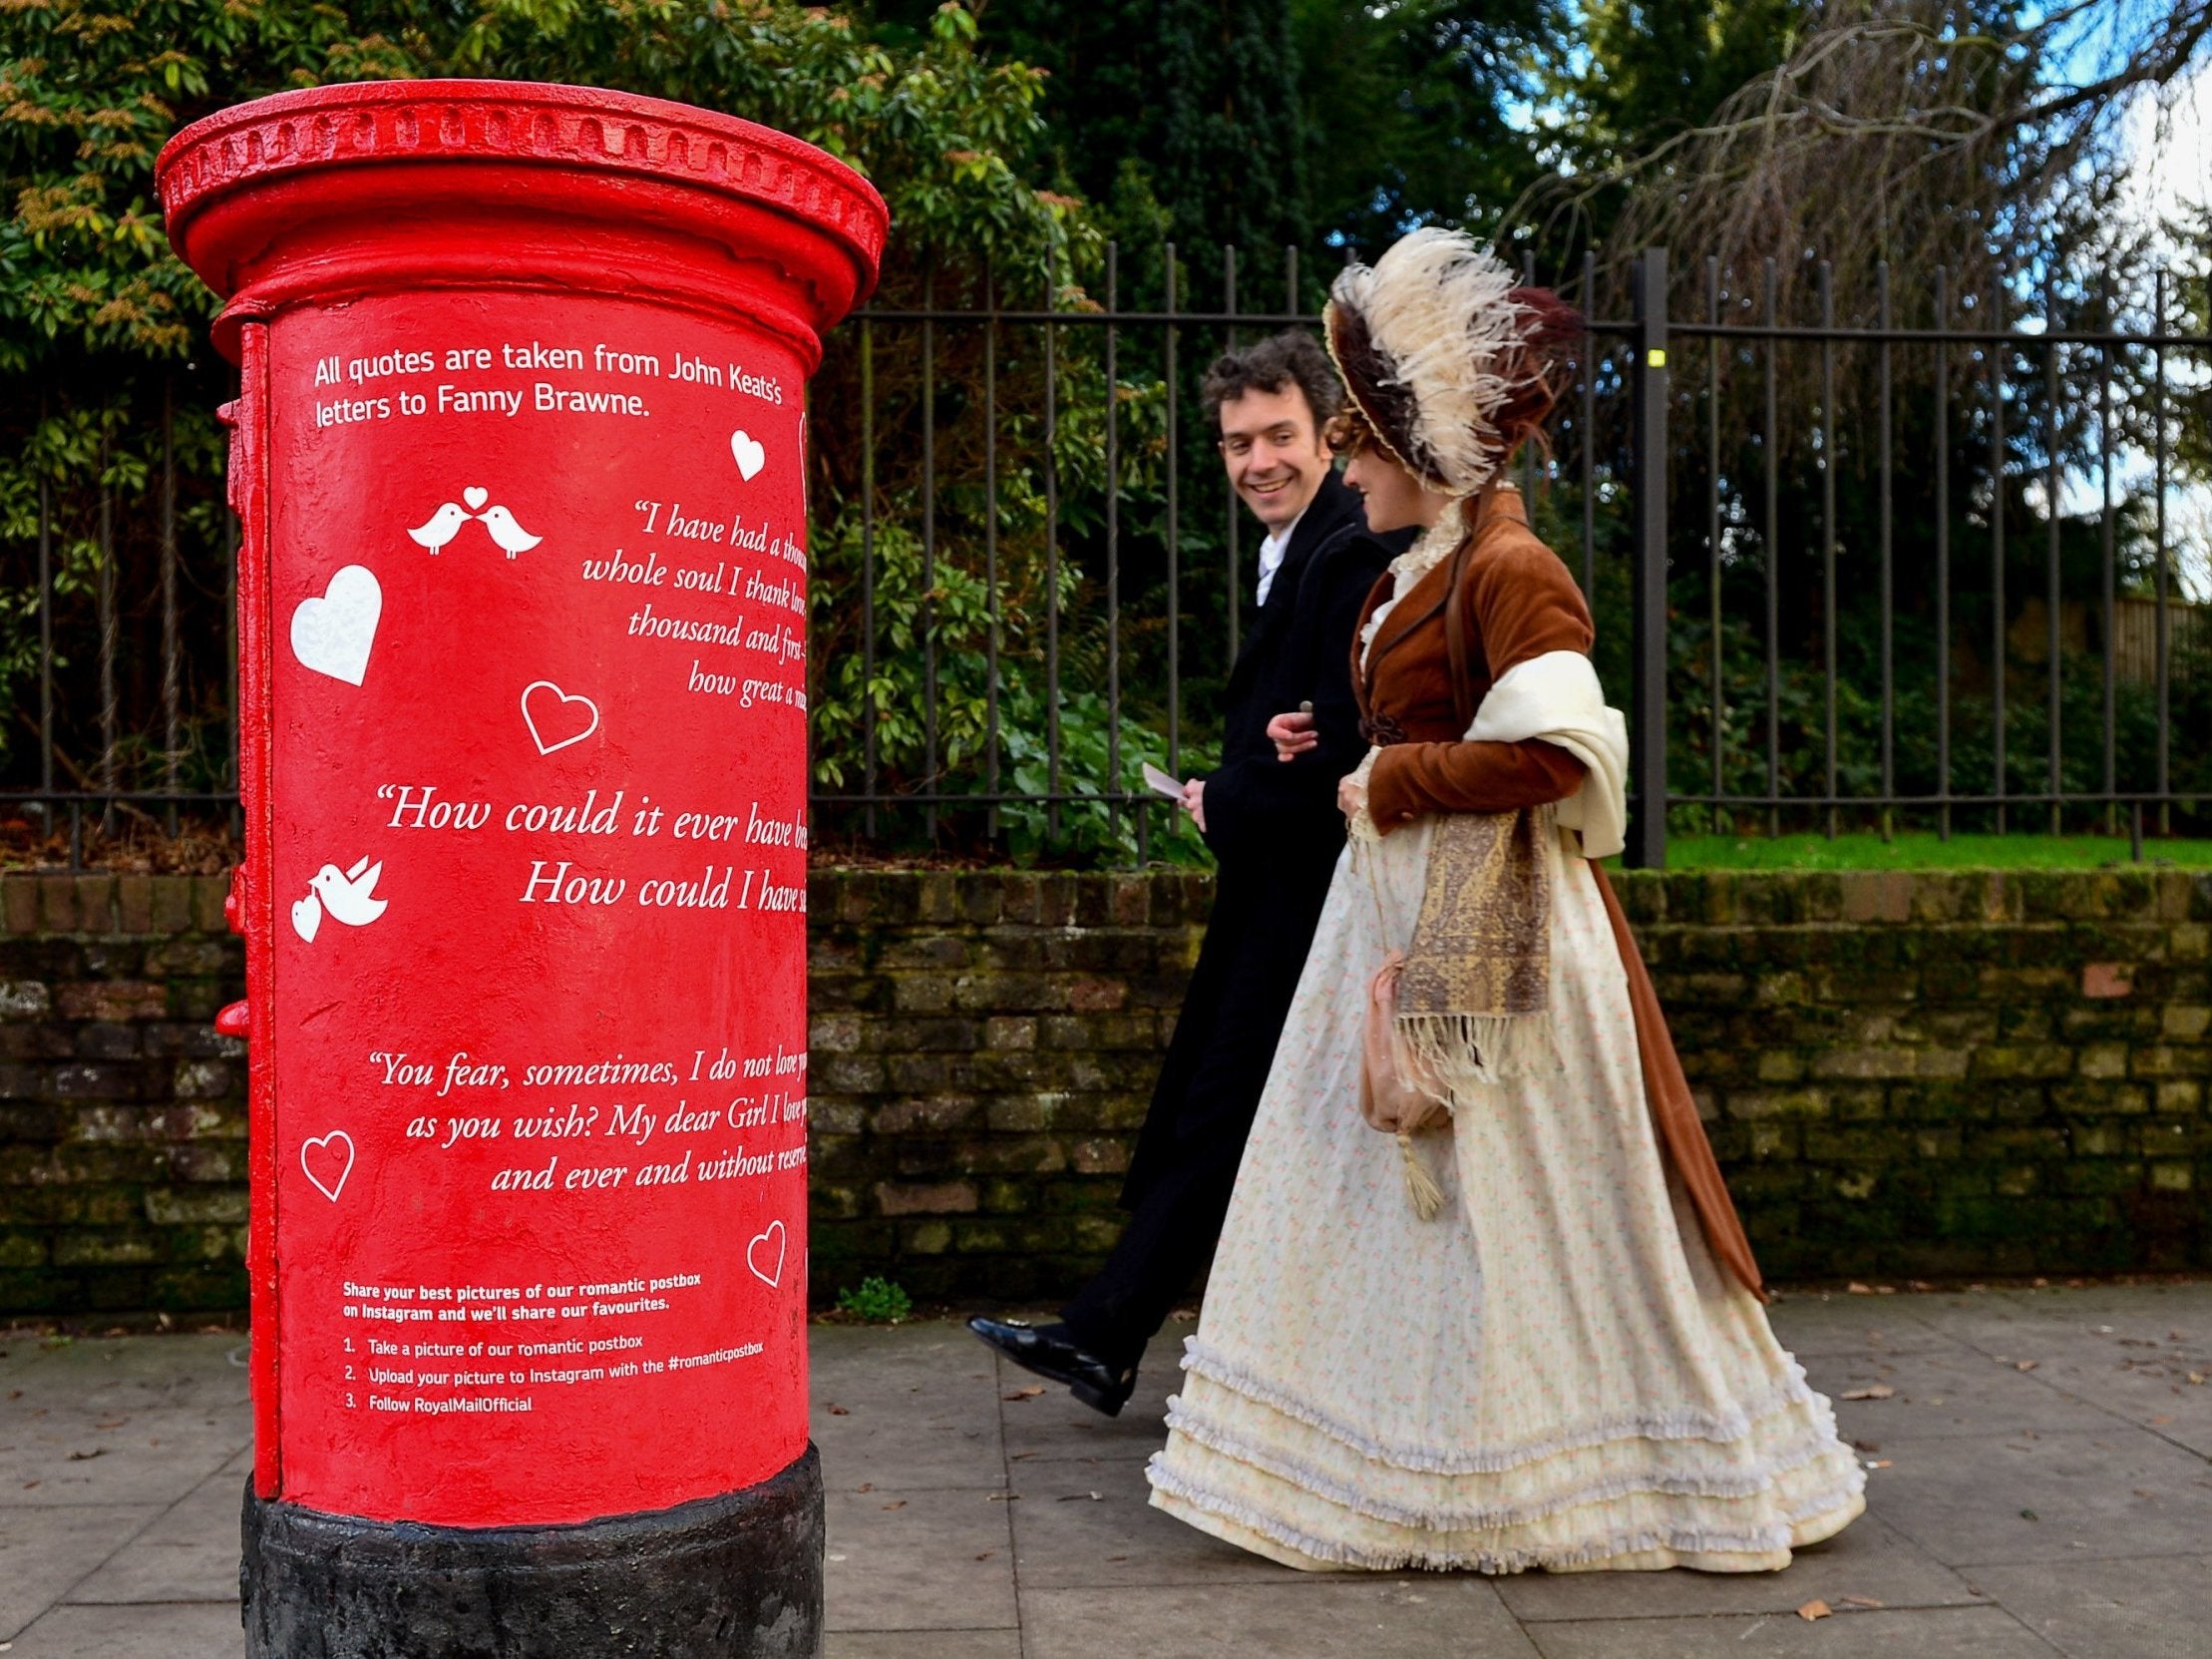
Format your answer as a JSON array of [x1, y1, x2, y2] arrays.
[[2, 1283, 2207, 1656]]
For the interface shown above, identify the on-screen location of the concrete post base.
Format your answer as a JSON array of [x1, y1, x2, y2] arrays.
[[241, 1446, 824, 1658]]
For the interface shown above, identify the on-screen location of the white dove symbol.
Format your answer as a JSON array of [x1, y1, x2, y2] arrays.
[[478, 505, 543, 557], [308, 857, 387, 928], [407, 502, 470, 555]]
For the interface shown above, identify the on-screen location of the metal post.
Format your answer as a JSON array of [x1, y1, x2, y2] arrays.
[[1105, 243, 1122, 852], [98, 466, 119, 840], [1705, 256, 1722, 834], [2044, 274, 2061, 837], [1627, 247, 1669, 869], [1819, 262, 1837, 840], [2154, 268, 2170, 837], [1164, 243, 1180, 776], [36, 396, 53, 802], [983, 264, 1002, 839], [860, 318, 877, 838], [1044, 264, 1062, 840], [162, 373, 182, 831], [1580, 250, 1597, 597], [922, 268, 938, 840], [1224, 245, 1240, 659], [1990, 274, 2008, 834], [1761, 258, 1780, 838], [1934, 267, 1952, 840], [1877, 263, 1894, 840]]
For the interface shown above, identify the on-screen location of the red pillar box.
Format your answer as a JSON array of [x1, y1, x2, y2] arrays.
[[158, 81, 883, 1657]]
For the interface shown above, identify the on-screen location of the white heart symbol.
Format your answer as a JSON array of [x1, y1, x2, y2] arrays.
[[290, 566, 382, 686], [290, 894, 322, 944], [746, 1220, 787, 1288], [731, 431, 766, 482], [520, 681, 600, 755], [301, 1130, 355, 1202], [463, 486, 489, 511]]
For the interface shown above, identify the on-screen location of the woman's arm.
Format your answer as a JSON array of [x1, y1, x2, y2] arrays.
[[1365, 736, 1586, 827], [1365, 530, 1595, 831]]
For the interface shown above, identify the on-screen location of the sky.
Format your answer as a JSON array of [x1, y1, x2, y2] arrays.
[[2117, 61, 2211, 250]]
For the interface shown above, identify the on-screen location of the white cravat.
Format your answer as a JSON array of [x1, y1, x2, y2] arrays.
[[1256, 505, 1307, 608]]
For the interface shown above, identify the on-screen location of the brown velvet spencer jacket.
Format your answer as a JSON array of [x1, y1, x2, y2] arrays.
[[1351, 486, 1766, 1300]]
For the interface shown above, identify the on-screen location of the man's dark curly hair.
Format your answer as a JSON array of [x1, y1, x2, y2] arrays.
[[1201, 329, 1343, 435]]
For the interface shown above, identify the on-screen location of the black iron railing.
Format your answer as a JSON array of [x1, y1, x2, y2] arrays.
[[6, 244, 2209, 868]]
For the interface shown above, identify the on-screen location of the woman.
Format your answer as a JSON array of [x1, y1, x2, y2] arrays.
[[1146, 228, 1865, 1573]]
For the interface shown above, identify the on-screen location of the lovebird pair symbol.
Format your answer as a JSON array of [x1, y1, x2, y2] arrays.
[[408, 497, 542, 557]]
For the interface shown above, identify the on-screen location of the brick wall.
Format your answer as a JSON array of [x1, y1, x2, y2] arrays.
[[809, 867, 2212, 1298], [2, 868, 2207, 1315], [0, 875, 245, 1315]]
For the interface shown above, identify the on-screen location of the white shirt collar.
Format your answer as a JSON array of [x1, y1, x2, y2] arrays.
[[1256, 505, 1308, 607]]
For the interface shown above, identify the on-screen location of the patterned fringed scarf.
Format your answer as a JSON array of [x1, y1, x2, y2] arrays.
[[1396, 805, 1560, 1090]]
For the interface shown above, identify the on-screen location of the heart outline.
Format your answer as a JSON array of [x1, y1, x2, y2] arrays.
[[746, 1219, 787, 1288], [290, 894, 323, 944], [463, 485, 489, 511], [730, 430, 767, 482], [290, 566, 382, 686], [301, 1130, 355, 1202], [521, 681, 600, 756]]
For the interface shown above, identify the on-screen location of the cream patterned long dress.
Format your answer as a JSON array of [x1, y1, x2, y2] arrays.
[[1145, 530, 1866, 1573]]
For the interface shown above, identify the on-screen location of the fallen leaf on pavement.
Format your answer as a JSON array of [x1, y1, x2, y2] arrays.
[[882, 1500, 907, 1510], [2014, 1360, 2038, 1372], [856, 1482, 873, 1492], [1847, 1284, 1874, 1295], [1796, 1599, 1832, 1621], [826, 1405, 849, 1416], [2188, 1373, 2205, 1386], [1003, 1386, 1046, 1401], [1840, 1385, 1895, 1401], [66, 1449, 105, 1461]]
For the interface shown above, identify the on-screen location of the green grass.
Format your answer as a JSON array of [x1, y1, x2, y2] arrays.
[[1663, 833, 2212, 871]]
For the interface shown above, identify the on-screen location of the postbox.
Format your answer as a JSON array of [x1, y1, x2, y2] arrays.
[[157, 81, 884, 1657]]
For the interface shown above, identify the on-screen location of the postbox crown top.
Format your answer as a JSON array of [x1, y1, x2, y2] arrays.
[[159, 79, 889, 315]]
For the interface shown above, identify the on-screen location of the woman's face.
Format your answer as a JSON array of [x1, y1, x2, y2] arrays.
[[1341, 443, 1448, 534]]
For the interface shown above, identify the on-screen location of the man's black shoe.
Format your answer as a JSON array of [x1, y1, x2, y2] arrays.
[[965, 1318, 1137, 1418]]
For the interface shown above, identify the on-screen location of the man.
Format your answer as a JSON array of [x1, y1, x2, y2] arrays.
[[969, 331, 1406, 1413]]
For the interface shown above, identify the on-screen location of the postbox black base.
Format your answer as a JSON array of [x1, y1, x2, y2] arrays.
[[240, 1444, 823, 1658]]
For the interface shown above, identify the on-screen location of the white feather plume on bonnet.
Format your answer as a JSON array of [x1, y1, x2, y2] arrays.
[[1326, 227, 1538, 499]]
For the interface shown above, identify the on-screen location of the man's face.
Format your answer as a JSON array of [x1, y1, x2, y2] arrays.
[[1217, 384, 1330, 535]]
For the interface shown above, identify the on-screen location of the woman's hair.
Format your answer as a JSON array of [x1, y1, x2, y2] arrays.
[[1487, 286, 1583, 461]]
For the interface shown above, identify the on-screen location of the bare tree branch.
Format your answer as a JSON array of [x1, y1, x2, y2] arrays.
[[1512, 0, 2212, 321]]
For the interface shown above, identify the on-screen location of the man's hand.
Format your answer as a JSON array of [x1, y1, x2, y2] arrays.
[[1336, 769, 1368, 821], [1267, 709, 1318, 763], [1181, 777, 1207, 833]]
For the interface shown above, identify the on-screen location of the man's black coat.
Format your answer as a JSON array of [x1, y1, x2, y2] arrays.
[[1120, 470, 1402, 1208]]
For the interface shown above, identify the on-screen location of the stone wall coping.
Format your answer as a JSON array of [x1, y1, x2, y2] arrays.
[[0, 874, 235, 936], [802, 865, 2212, 929]]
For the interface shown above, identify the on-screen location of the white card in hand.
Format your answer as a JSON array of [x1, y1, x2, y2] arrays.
[[1141, 762, 1185, 801]]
